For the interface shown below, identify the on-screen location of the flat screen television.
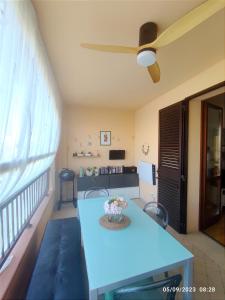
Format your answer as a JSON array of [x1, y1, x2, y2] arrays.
[[109, 150, 125, 160]]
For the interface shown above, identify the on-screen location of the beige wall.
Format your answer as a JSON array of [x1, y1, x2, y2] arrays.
[[134, 59, 225, 232], [57, 105, 135, 174]]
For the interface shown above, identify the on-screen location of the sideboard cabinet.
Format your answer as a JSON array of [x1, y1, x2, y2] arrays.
[[77, 173, 139, 199]]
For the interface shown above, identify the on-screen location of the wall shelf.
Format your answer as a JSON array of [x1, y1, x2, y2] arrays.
[[72, 152, 100, 158]]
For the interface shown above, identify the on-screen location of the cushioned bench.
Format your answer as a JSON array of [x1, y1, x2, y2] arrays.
[[26, 217, 87, 300]]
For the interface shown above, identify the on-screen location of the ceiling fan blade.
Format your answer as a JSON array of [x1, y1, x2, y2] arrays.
[[148, 62, 160, 83], [81, 43, 137, 54], [140, 0, 225, 50]]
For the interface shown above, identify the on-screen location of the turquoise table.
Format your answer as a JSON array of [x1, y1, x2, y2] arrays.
[[78, 198, 193, 300]]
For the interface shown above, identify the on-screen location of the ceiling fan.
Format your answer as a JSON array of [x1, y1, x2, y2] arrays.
[[81, 0, 225, 83]]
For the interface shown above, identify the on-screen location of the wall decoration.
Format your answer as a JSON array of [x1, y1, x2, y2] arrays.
[[100, 131, 111, 146], [142, 144, 150, 156]]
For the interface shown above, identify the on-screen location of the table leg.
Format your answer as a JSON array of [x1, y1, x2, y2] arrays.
[[104, 292, 114, 300], [89, 289, 98, 300], [183, 258, 193, 300]]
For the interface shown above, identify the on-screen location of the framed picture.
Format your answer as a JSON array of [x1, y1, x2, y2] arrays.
[[100, 131, 111, 146]]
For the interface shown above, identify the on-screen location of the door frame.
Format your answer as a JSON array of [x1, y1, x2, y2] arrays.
[[200, 101, 223, 230], [185, 81, 225, 231]]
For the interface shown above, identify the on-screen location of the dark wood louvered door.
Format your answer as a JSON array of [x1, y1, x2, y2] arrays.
[[158, 101, 188, 233]]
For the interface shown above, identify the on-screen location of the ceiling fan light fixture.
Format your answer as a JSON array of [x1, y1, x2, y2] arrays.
[[137, 50, 156, 67]]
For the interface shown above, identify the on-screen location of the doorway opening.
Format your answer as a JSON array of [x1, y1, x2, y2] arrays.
[[200, 88, 225, 246], [158, 82, 225, 237]]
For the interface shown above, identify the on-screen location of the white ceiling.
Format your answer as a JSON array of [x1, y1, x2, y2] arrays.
[[32, 0, 225, 110]]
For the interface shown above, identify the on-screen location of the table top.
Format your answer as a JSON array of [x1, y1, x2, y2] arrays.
[[78, 198, 193, 291]]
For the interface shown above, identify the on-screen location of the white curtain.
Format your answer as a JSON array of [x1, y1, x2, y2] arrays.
[[0, 0, 61, 204]]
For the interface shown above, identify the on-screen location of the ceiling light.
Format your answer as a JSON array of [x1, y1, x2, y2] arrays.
[[137, 50, 156, 67]]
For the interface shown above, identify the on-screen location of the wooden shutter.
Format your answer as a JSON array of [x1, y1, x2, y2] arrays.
[[158, 101, 188, 233]]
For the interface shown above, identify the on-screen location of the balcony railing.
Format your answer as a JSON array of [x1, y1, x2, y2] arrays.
[[0, 169, 49, 269]]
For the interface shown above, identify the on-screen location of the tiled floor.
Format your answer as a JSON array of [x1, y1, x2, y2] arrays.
[[52, 201, 225, 300], [52, 203, 76, 220], [168, 228, 225, 300]]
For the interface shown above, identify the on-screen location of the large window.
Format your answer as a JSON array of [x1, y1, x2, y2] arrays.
[[0, 1, 61, 264], [0, 1, 61, 205]]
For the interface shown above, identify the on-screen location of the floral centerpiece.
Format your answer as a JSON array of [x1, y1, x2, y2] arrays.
[[104, 197, 128, 223]]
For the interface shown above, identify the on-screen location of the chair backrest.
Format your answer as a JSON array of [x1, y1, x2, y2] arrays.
[[114, 274, 182, 300], [143, 201, 168, 229], [84, 187, 109, 199]]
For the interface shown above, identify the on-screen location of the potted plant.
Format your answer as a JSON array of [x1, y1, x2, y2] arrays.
[[93, 166, 99, 176], [86, 167, 93, 176]]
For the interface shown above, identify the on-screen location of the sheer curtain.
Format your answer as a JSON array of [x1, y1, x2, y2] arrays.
[[0, 0, 61, 205]]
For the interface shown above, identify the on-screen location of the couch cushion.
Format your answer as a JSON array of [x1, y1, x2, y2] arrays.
[[26, 217, 87, 300]]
